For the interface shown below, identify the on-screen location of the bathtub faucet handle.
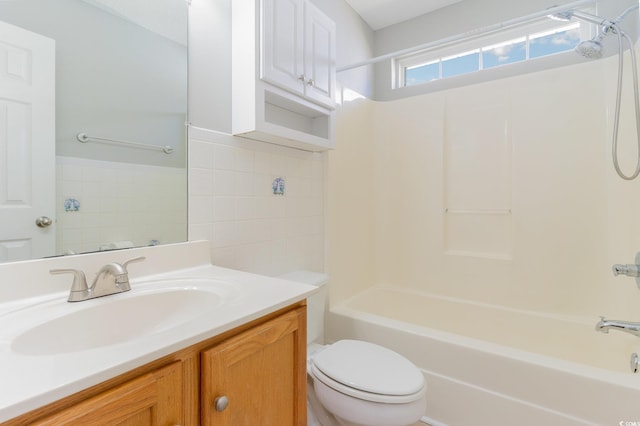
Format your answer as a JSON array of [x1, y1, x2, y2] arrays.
[[612, 264, 640, 277], [612, 252, 640, 290]]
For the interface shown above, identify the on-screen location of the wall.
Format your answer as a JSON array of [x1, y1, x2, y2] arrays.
[[187, 128, 324, 275], [326, 95, 376, 304], [187, 0, 374, 273], [329, 38, 640, 319], [311, 0, 376, 99], [602, 41, 640, 318], [372, 59, 607, 317]]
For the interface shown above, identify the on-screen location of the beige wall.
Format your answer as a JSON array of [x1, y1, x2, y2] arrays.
[[329, 48, 640, 319], [326, 95, 376, 304]]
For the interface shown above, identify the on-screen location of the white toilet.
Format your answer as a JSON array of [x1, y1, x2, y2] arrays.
[[279, 271, 427, 426]]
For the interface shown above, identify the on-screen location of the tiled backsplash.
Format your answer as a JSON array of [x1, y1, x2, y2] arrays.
[[188, 127, 324, 276], [56, 156, 187, 255]]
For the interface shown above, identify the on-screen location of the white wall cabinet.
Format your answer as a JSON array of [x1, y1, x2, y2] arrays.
[[262, 0, 335, 109], [232, 0, 336, 151]]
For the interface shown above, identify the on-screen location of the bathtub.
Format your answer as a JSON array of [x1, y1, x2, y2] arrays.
[[326, 286, 640, 426]]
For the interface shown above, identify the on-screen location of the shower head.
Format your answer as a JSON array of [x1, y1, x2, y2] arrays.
[[546, 4, 640, 60], [575, 38, 603, 59], [575, 32, 606, 59]]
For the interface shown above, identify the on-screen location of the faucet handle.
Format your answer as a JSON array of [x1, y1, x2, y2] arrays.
[[50, 268, 88, 291], [612, 264, 640, 277], [122, 256, 145, 272], [50, 269, 89, 302], [612, 251, 640, 290]]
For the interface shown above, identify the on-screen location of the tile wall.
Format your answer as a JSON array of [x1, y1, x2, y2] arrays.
[[188, 128, 324, 276], [56, 156, 187, 255]]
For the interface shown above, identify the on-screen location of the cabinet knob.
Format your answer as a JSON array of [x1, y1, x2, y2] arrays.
[[306, 78, 315, 87], [214, 395, 229, 412]]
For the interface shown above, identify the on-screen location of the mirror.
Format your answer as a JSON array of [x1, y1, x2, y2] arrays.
[[0, 0, 188, 263]]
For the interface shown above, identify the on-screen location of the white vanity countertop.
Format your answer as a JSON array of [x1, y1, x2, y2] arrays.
[[0, 241, 316, 422]]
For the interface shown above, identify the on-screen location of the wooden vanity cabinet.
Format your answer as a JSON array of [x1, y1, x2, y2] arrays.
[[35, 362, 183, 426], [201, 308, 306, 425], [4, 303, 306, 426]]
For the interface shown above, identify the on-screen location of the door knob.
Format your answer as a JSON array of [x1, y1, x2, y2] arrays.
[[35, 216, 53, 228], [214, 395, 229, 412]]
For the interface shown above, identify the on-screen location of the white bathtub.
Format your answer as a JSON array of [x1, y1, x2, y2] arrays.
[[326, 286, 640, 425]]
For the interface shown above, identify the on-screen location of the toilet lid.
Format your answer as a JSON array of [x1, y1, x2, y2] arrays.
[[311, 340, 424, 396]]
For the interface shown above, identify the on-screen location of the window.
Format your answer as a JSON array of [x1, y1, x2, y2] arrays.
[[442, 49, 480, 78], [396, 19, 587, 89], [529, 25, 582, 58], [482, 37, 527, 69]]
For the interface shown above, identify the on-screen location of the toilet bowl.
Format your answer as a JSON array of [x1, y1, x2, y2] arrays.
[[278, 271, 427, 426], [311, 339, 426, 426]]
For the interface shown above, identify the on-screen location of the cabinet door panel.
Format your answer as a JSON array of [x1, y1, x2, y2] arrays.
[[304, 1, 335, 107], [35, 362, 183, 426], [201, 308, 306, 426], [262, 0, 305, 94]]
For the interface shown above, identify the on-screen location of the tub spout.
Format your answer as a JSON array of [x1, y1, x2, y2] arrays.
[[596, 317, 640, 337]]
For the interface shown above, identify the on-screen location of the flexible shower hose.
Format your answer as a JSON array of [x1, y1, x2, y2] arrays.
[[610, 23, 640, 180]]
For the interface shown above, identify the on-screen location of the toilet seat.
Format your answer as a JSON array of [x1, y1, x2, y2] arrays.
[[311, 363, 426, 404], [310, 340, 425, 404]]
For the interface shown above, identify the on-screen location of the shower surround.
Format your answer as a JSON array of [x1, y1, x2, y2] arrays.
[[327, 42, 640, 423]]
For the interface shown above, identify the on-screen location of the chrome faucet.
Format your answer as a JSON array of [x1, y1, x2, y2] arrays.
[[50, 256, 145, 302], [595, 317, 640, 338]]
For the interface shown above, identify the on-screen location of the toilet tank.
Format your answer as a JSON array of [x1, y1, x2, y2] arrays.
[[278, 271, 329, 344]]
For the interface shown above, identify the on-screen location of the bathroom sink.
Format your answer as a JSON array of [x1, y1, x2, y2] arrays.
[[8, 278, 235, 355]]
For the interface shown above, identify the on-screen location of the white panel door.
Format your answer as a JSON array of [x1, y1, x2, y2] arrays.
[[0, 21, 55, 262], [261, 0, 305, 95]]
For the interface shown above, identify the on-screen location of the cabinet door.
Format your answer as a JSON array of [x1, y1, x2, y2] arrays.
[[262, 0, 305, 95], [201, 308, 306, 425], [35, 362, 183, 426], [304, 1, 336, 107]]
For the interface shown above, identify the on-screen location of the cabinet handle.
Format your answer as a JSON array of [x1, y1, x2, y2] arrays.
[[214, 395, 229, 412], [298, 75, 315, 87]]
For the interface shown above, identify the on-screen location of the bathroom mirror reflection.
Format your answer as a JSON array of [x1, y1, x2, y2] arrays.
[[0, 0, 188, 263]]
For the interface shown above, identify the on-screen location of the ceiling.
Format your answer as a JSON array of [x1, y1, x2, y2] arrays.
[[84, 0, 459, 41], [83, 0, 460, 42], [344, 0, 463, 30]]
